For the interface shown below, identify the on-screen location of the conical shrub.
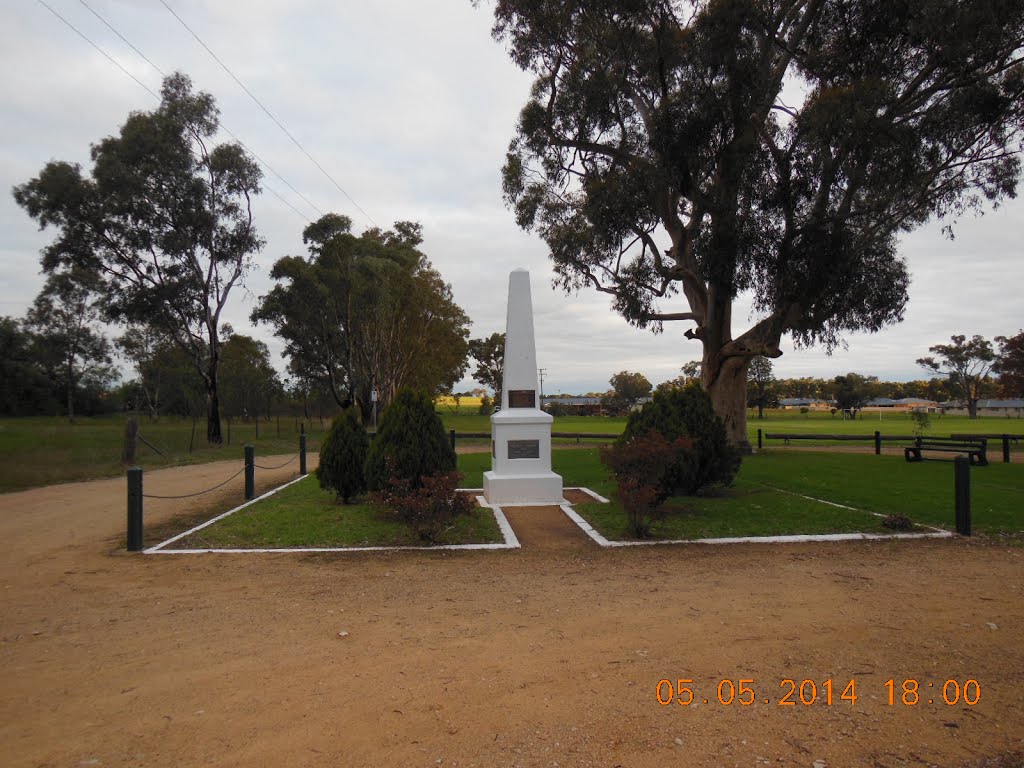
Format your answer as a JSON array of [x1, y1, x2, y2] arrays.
[[620, 383, 740, 495], [364, 389, 456, 491], [317, 408, 369, 503]]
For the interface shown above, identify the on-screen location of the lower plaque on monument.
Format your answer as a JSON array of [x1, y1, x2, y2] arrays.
[[507, 439, 540, 459]]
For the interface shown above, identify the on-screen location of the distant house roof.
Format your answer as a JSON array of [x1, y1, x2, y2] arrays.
[[865, 397, 897, 406], [779, 397, 821, 406], [939, 399, 1024, 409], [542, 396, 602, 406], [894, 397, 938, 405]]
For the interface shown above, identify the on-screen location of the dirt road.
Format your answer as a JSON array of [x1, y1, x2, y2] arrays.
[[1, 457, 1022, 767]]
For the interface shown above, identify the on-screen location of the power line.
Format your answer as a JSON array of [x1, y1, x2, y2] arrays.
[[77, 0, 323, 221], [78, 0, 164, 77], [37, 0, 159, 100], [37, 0, 312, 225], [157, 0, 378, 228]]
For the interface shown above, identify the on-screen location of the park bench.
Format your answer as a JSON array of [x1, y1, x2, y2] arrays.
[[904, 436, 988, 466]]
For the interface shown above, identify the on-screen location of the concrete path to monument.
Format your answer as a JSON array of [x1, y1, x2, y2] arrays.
[[2, 459, 1023, 768]]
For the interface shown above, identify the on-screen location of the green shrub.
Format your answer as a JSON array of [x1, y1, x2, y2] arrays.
[[376, 467, 477, 542], [910, 410, 931, 436], [479, 394, 494, 415], [316, 409, 369, 504], [621, 383, 740, 495], [364, 389, 456, 491], [601, 430, 694, 537]]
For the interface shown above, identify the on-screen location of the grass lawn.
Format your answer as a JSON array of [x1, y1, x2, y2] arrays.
[[742, 450, 1024, 535], [0, 414, 324, 493], [1, 406, 1019, 494], [159, 445, 1023, 549], [551, 447, 1024, 541], [174, 474, 503, 549]]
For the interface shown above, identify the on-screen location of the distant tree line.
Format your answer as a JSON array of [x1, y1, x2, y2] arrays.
[[524, 331, 1024, 421]]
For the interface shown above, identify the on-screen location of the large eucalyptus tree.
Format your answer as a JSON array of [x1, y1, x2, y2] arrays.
[[15, 72, 263, 443], [483, 0, 1024, 448]]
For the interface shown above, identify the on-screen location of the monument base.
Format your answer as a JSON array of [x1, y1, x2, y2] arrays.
[[483, 470, 564, 505]]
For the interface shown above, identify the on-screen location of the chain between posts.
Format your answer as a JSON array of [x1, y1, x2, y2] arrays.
[[141, 466, 248, 499], [128, 437, 308, 550]]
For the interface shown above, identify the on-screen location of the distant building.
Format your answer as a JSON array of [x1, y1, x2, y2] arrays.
[[541, 396, 604, 416], [865, 397, 939, 412], [940, 399, 1024, 417], [778, 397, 832, 410]]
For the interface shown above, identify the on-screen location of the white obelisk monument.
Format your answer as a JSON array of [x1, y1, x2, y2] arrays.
[[483, 270, 564, 505]]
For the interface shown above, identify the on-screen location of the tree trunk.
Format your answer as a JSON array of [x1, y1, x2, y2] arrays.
[[968, 399, 978, 419], [206, 378, 223, 444], [66, 359, 75, 424], [705, 355, 752, 454], [757, 401, 764, 420]]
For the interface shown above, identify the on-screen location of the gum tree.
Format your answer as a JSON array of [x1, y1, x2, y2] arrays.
[[917, 334, 997, 419], [482, 0, 1024, 449], [24, 268, 113, 423], [253, 216, 471, 421], [468, 332, 506, 407], [14, 72, 263, 443], [995, 330, 1024, 397]]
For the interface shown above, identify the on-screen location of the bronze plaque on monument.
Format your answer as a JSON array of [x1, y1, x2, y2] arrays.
[[507, 439, 540, 459], [507, 389, 536, 408]]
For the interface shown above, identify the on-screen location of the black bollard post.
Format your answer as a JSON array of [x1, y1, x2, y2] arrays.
[[127, 467, 144, 552], [954, 456, 971, 536], [450, 428, 456, 453], [757, 428, 762, 450], [244, 445, 255, 500], [299, 433, 307, 476], [1003, 435, 1011, 464], [874, 430, 881, 455]]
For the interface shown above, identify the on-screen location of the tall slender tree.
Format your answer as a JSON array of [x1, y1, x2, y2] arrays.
[[746, 355, 775, 420], [14, 72, 263, 443], [468, 332, 506, 406], [482, 0, 1024, 449], [24, 268, 113, 423]]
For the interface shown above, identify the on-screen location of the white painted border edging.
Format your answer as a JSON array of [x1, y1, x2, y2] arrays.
[[145, 479, 520, 555], [561, 489, 955, 547]]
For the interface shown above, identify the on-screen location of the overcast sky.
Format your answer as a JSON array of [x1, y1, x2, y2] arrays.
[[2, 0, 1022, 394]]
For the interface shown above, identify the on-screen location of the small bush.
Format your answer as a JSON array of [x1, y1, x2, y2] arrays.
[[364, 389, 456, 491], [601, 430, 694, 537], [316, 409, 369, 504], [910, 410, 931, 436], [479, 394, 494, 415], [376, 467, 476, 542], [544, 400, 570, 417], [620, 383, 740, 496], [881, 514, 915, 531]]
